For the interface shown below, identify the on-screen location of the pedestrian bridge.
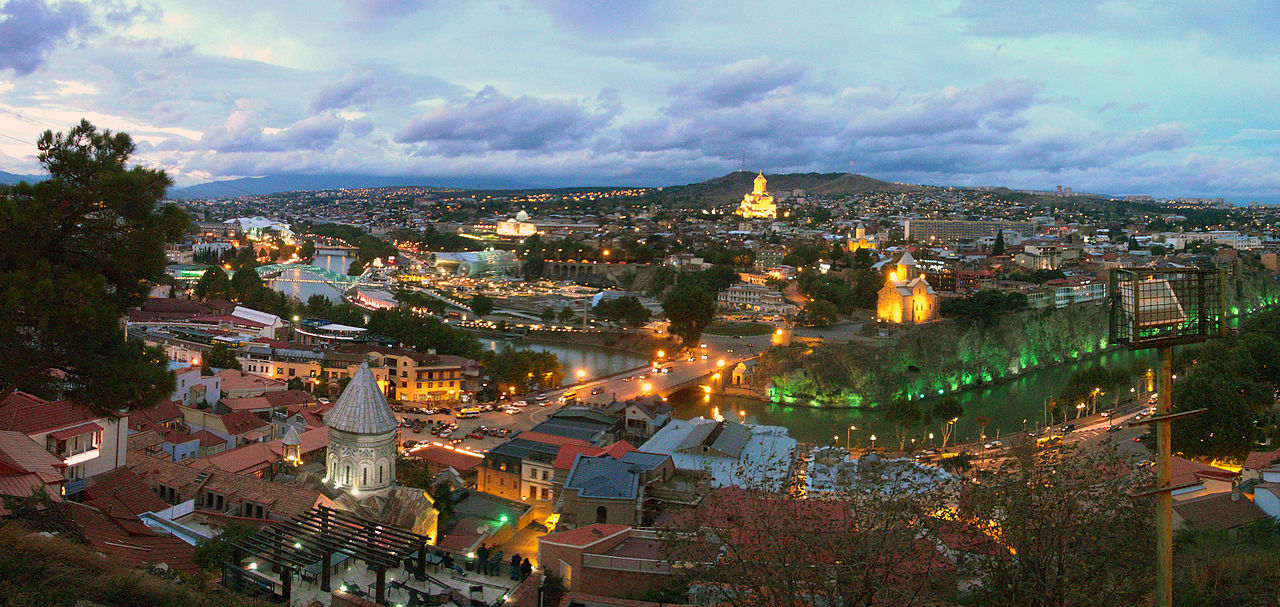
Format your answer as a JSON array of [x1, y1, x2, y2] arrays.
[[255, 264, 365, 290]]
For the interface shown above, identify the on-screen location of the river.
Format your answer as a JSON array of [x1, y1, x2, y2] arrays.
[[483, 339, 649, 382], [268, 252, 350, 302], [669, 347, 1158, 447]]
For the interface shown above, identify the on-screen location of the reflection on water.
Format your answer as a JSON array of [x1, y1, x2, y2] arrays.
[[484, 339, 648, 381], [268, 253, 351, 302], [672, 347, 1158, 446]]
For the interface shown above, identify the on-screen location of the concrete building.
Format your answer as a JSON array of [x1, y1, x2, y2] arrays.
[[904, 219, 1035, 243], [325, 363, 398, 493], [639, 417, 796, 491], [717, 283, 793, 315]]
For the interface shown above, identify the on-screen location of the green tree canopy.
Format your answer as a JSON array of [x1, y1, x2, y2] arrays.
[[469, 293, 494, 317], [193, 266, 231, 300], [203, 342, 242, 370], [0, 120, 184, 417], [592, 295, 651, 327], [663, 284, 717, 347]]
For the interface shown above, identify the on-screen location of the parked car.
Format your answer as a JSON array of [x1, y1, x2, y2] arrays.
[[983, 440, 1003, 450], [504, 407, 520, 415], [402, 440, 418, 449], [512, 400, 528, 407], [590, 386, 605, 395], [468, 431, 484, 439]]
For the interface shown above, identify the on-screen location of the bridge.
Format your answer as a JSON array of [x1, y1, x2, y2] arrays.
[[256, 264, 367, 291], [541, 261, 650, 282]]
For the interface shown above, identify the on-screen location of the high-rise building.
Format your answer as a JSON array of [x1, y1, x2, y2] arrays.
[[904, 219, 1035, 243]]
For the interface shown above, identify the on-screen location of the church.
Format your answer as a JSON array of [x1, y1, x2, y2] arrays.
[[877, 252, 940, 324], [325, 362, 399, 493], [737, 173, 777, 219]]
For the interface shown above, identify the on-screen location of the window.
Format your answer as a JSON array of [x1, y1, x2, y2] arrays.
[[378, 465, 384, 484], [595, 506, 608, 524], [363, 467, 368, 485], [289, 368, 295, 376], [541, 470, 549, 481], [345, 466, 351, 484]]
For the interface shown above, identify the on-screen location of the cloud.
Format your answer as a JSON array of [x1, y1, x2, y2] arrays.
[[530, 0, 670, 36], [393, 86, 621, 155], [309, 67, 459, 113], [672, 58, 810, 109], [200, 100, 346, 153], [0, 0, 91, 76]]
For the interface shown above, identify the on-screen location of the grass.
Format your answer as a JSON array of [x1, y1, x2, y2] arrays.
[[703, 321, 774, 336]]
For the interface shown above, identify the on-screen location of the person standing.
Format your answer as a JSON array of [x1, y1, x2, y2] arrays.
[[509, 553, 522, 581], [519, 558, 532, 581], [476, 544, 490, 575]]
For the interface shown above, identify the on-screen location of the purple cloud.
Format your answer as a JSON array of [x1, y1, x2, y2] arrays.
[[0, 0, 90, 76]]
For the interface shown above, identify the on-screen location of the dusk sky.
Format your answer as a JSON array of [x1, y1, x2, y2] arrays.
[[0, 0, 1278, 199]]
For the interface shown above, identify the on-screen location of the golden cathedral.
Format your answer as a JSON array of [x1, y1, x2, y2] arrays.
[[737, 173, 777, 219]]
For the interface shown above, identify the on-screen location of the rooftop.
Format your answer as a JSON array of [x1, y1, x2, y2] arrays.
[[325, 363, 398, 435]]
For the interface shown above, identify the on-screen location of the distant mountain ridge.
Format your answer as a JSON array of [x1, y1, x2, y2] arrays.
[[0, 170, 42, 185], [648, 171, 924, 204]]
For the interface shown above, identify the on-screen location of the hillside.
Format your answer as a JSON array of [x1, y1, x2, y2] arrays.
[[0, 170, 42, 185], [647, 171, 924, 205]]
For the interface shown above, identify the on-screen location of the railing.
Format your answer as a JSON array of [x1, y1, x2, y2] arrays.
[[581, 553, 676, 574], [149, 499, 196, 520], [64, 478, 85, 495]]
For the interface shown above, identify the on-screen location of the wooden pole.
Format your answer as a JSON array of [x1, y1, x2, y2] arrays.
[[1156, 345, 1173, 607]]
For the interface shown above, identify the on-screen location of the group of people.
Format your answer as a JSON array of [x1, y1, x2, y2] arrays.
[[475, 544, 533, 581]]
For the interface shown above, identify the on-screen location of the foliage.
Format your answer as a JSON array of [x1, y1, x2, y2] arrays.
[[483, 346, 564, 391], [203, 342, 242, 370], [430, 480, 456, 534], [663, 284, 717, 347], [0, 120, 184, 417], [1, 492, 84, 542], [193, 522, 259, 572], [298, 238, 315, 261], [798, 298, 839, 327], [1174, 519, 1280, 606], [469, 292, 494, 317], [193, 267, 232, 300], [300, 222, 397, 272], [798, 271, 858, 313], [956, 444, 1153, 607], [992, 229, 1005, 254], [662, 482, 951, 606], [940, 290, 1028, 325], [592, 295, 650, 327], [365, 307, 482, 358]]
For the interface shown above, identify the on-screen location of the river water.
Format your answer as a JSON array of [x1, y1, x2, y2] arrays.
[[669, 347, 1159, 446], [268, 253, 350, 302], [483, 339, 649, 382]]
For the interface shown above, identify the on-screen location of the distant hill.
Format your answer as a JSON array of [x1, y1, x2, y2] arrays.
[[0, 170, 42, 185], [171, 174, 439, 198], [649, 171, 924, 205]]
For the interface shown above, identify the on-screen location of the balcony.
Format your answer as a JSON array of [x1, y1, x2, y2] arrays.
[[64, 478, 85, 496], [63, 448, 101, 467]]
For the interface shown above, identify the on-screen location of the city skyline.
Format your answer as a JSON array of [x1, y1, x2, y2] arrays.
[[1, 1, 1279, 200]]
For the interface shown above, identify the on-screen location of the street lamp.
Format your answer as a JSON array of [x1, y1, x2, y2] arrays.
[[869, 434, 877, 451], [576, 369, 586, 382], [847, 425, 856, 449]]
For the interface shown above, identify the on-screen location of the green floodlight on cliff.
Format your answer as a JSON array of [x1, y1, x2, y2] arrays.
[[1109, 267, 1224, 607]]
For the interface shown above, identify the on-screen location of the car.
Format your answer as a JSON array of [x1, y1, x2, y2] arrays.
[[701, 354, 708, 360], [1106, 425, 1123, 433], [512, 400, 528, 407], [450, 438, 464, 445], [468, 431, 484, 439], [534, 393, 550, 402], [1135, 459, 1154, 468], [402, 440, 418, 449], [439, 429, 453, 438], [687, 356, 696, 362], [1059, 424, 1076, 433], [747, 343, 755, 348], [727, 349, 735, 353], [504, 407, 520, 415], [1133, 435, 1143, 442], [590, 386, 605, 395], [699, 343, 707, 349], [1148, 394, 1158, 405], [622, 376, 634, 382], [1100, 411, 1111, 418], [638, 373, 649, 380], [983, 440, 1003, 449]]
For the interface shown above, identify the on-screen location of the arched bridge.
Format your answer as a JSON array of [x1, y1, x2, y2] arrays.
[[256, 264, 366, 290]]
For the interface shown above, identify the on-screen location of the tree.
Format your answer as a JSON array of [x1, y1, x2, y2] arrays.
[[299, 238, 315, 262], [0, 120, 184, 417], [203, 342, 242, 370], [538, 306, 557, 324], [228, 265, 264, 302], [305, 293, 332, 317], [484, 346, 564, 391], [592, 296, 650, 327], [663, 284, 717, 347], [558, 306, 575, 322], [879, 397, 922, 451], [193, 522, 259, 572], [931, 396, 963, 447], [287, 377, 306, 391], [193, 267, 231, 300], [992, 229, 1005, 254], [957, 444, 1153, 606], [469, 293, 494, 317], [798, 299, 838, 327]]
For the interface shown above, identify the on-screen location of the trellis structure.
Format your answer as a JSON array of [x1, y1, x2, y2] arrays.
[[227, 505, 431, 605]]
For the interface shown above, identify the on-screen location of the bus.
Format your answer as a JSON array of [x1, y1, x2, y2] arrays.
[[456, 407, 482, 419]]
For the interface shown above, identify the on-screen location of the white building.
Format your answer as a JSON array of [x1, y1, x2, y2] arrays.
[[1162, 231, 1262, 251], [639, 417, 796, 491], [717, 283, 792, 315], [0, 391, 130, 497]]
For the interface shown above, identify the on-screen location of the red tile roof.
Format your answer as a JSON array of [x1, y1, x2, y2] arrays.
[[68, 502, 200, 576], [82, 468, 169, 522], [48, 422, 103, 441], [0, 391, 101, 436], [220, 410, 268, 436], [553, 441, 637, 471], [514, 431, 590, 449], [1243, 448, 1280, 471], [1171, 456, 1238, 486], [0, 430, 67, 483], [262, 390, 318, 408], [128, 400, 184, 432], [411, 445, 484, 472]]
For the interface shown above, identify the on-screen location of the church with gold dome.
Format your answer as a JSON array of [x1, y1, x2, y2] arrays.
[[737, 173, 777, 219]]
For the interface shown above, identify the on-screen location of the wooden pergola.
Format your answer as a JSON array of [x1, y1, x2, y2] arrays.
[[228, 505, 431, 605]]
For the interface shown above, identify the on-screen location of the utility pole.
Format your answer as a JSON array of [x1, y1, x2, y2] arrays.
[[1155, 346, 1172, 607]]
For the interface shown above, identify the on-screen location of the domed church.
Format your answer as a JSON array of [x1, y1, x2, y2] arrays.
[[325, 362, 398, 493]]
